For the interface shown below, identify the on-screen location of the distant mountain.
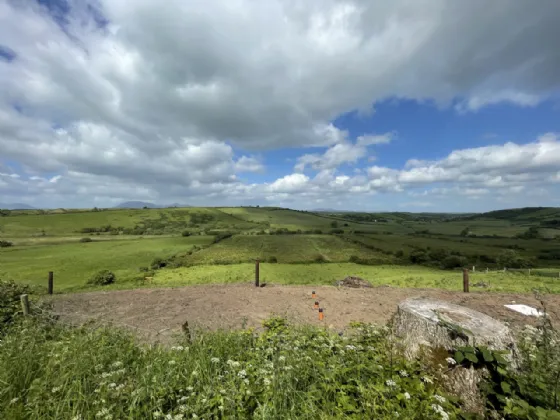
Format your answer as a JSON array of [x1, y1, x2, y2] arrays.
[[114, 201, 191, 209], [0, 203, 36, 210], [114, 201, 159, 209]]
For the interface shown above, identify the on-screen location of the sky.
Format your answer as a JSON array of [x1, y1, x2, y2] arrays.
[[1, 0, 560, 211]]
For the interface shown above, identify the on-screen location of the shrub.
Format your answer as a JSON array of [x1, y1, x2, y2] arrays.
[[87, 270, 115, 286], [79, 237, 93, 243], [267, 256, 278, 263], [409, 249, 429, 264], [312, 229, 323, 234], [0, 280, 31, 334], [441, 255, 467, 269], [314, 254, 327, 263], [329, 228, 344, 234], [0, 240, 13, 248], [428, 248, 449, 262], [497, 250, 532, 268], [181, 231, 191, 237], [330, 221, 338, 228], [349, 255, 360, 263], [150, 257, 168, 270], [395, 249, 404, 258]]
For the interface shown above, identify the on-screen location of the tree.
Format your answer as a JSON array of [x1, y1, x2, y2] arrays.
[[460, 226, 471, 237], [330, 221, 338, 228]]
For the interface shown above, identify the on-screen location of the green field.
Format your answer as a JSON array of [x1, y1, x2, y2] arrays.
[[0, 236, 214, 290], [1, 205, 560, 293], [153, 263, 560, 294]]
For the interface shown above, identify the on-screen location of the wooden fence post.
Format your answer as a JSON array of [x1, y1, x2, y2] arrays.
[[463, 268, 469, 293], [486, 267, 489, 274], [255, 259, 260, 287], [472, 265, 475, 272], [48, 271, 54, 295], [20, 294, 30, 316]]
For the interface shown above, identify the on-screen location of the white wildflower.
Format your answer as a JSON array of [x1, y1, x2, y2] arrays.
[[174, 415, 184, 420], [218, 405, 224, 411], [386, 379, 396, 387], [179, 405, 188, 412], [238, 369, 247, 378], [201, 398, 207, 404], [169, 360, 176, 366], [191, 370, 198, 377], [404, 392, 411, 400], [10, 397, 19, 404], [284, 365, 293, 371], [211, 357, 220, 364], [186, 386, 194, 392], [445, 357, 457, 365], [108, 383, 116, 389], [399, 370, 408, 377], [152, 410, 163, 418], [278, 356, 286, 362], [51, 386, 62, 393], [243, 378, 250, 385], [263, 378, 271, 386], [394, 412, 400, 418], [345, 345, 357, 350], [179, 396, 188, 402], [101, 372, 111, 378], [422, 376, 434, 384], [192, 414, 198, 419], [219, 389, 226, 395], [116, 368, 126, 375], [71, 416, 82, 420], [431, 404, 449, 420], [434, 395, 446, 403], [226, 360, 240, 368], [165, 414, 173, 420], [95, 408, 110, 418], [111, 361, 123, 369]]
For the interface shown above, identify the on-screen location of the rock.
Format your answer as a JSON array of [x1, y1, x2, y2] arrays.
[[334, 276, 372, 288]]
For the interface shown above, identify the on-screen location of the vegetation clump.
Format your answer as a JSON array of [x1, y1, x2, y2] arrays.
[[87, 270, 116, 286]]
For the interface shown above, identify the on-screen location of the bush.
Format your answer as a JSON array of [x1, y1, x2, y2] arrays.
[[150, 257, 168, 270], [349, 255, 360, 263], [497, 250, 532, 268], [428, 248, 448, 262], [267, 256, 278, 263], [312, 229, 323, 234], [329, 228, 344, 234], [314, 254, 327, 263], [181, 231, 191, 237], [0, 280, 31, 334], [330, 221, 338, 228], [409, 249, 429, 264], [79, 237, 93, 243], [87, 270, 115, 286], [0, 240, 13, 248], [395, 249, 404, 258], [440, 255, 467, 269]]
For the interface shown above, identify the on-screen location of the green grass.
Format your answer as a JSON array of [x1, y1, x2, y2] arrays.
[[152, 263, 560, 294], [181, 234, 392, 265], [0, 318, 464, 419], [0, 236, 214, 290]]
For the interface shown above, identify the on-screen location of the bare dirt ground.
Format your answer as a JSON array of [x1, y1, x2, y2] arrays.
[[49, 283, 560, 343]]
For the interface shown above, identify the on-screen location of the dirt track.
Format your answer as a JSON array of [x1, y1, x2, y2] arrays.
[[50, 283, 560, 342]]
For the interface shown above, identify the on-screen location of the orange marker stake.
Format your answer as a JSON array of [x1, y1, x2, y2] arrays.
[[312, 291, 316, 298], [318, 308, 324, 321], [314, 301, 319, 309]]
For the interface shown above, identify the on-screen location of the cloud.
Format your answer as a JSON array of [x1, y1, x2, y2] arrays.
[[295, 132, 394, 171], [234, 156, 265, 173], [1, 1, 560, 209]]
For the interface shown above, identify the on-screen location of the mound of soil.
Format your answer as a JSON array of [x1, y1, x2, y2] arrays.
[[334, 276, 372, 288]]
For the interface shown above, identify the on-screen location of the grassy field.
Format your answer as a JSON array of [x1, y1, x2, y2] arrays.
[[152, 263, 560, 294], [0, 236, 214, 290], [179, 234, 392, 265], [1, 205, 560, 293]]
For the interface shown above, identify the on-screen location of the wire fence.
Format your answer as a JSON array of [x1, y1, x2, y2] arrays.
[[469, 266, 560, 278]]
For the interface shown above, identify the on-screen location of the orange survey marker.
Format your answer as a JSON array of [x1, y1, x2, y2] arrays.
[[314, 301, 319, 309], [312, 290, 316, 298], [318, 308, 324, 320]]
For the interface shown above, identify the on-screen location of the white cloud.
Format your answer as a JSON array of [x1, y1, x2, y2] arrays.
[[235, 156, 264, 173], [1, 1, 560, 209], [295, 132, 394, 171]]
